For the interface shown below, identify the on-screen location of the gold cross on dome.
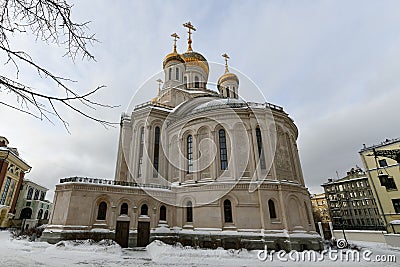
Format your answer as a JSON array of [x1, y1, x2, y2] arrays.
[[171, 33, 179, 53], [222, 53, 230, 73], [183, 21, 196, 51]]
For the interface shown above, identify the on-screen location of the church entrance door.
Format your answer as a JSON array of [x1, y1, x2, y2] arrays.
[[137, 221, 150, 247], [115, 221, 130, 248]]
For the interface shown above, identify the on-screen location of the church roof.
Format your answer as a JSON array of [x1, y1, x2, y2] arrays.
[[171, 96, 248, 118]]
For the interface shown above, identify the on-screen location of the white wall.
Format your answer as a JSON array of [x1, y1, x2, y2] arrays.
[[333, 230, 386, 243]]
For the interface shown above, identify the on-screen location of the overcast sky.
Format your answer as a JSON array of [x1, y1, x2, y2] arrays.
[[2, 0, 400, 200]]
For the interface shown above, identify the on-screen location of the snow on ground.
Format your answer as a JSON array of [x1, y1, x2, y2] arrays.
[[0, 230, 399, 267]]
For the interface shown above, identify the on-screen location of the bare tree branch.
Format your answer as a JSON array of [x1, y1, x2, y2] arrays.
[[0, 0, 118, 131]]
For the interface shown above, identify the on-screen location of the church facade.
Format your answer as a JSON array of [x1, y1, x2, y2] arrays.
[[42, 22, 322, 251]]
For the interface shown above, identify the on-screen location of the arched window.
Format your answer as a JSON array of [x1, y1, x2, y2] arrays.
[[27, 188, 33, 200], [169, 68, 172, 80], [120, 203, 128, 215], [20, 207, 32, 219], [37, 209, 43, 219], [33, 190, 39, 200], [268, 199, 277, 219], [218, 129, 228, 170], [40, 192, 45, 201], [226, 87, 230, 98], [184, 76, 187, 86], [153, 127, 160, 177], [194, 76, 199, 88], [255, 127, 266, 169], [223, 199, 233, 223], [141, 204, 148, 216], [138, 127, 144, 177], [186, 201, 193, 223], [175, 67, 179, 80], [160, 205, 166, 221], [43, 210, 49, 220], [97, 201, 107, 220], [187, 135, 193, 173]]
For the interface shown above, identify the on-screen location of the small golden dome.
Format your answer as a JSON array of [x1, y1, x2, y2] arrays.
[[163, 52, 185, 69], [218, 72, 239, 85], [181, 51, 209, 75], [218, 53, 238, 85]]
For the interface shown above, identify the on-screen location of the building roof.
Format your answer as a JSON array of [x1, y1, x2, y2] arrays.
[[23, 179, 49, 191], [322, 171, 367, 186], [0, 146, 31, 170], [359, 137, 400, 153]]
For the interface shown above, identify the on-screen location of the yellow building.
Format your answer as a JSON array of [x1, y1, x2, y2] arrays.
[[310, 193, 331, 223], [359, 138, 400, 233], [0, 136, 31, 228]]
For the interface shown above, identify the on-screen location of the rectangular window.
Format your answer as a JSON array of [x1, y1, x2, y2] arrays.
[[0, 177, 11, 205], [255, 127, 266, 169], [138, 158, 143, 177], [385, 177, 397, 190], [138, 127, 144, 177], [379, 159, 388, 167], [153, 127, 160, 177], [5, 180, 15, 206], [218, 130, 228, 170], [392, 199, 400, 213], [187, 135, 193, 173]]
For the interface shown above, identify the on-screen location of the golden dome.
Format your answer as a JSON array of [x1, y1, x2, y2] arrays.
[[218, 53, 238, 85], [218, 72, 239, 85], [163, 52, 185, 69], [181, 51, 209, 75]]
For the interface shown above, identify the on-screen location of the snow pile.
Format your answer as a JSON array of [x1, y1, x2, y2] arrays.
[[51, 239, 122, 255], [147, 240, 258, 265]]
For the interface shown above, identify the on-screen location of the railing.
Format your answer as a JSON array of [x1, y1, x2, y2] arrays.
[[59, 177, 171, 190], [133, 99, 283, 113], [134, 101, 174, 111], [331, 223, 386, 231], [266, 102, 284, 111], [360, 137, 400, 152], [247, 102, 284, 112]]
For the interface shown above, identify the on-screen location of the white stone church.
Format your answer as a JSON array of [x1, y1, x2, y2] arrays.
[[43, 22, 322, 251]]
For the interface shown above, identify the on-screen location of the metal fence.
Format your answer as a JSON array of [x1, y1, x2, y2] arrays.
[[59, 177, 171, 190]]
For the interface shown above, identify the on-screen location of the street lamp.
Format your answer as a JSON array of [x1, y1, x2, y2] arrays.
[[336, 194, 348, 245]]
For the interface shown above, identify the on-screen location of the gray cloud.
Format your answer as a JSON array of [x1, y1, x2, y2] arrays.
[[1, 0, 400, 200]]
